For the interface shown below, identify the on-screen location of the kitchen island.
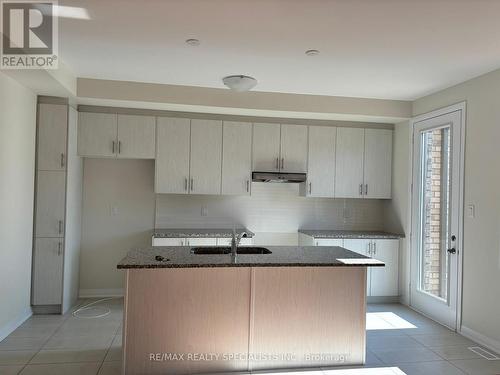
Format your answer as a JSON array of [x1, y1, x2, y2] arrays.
[[118, 246, 384, 375]]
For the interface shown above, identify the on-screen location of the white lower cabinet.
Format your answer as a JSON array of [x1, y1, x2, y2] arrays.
[[152, 237, 253, 246], [326, 238, 399, 298], [33, 238, 64, 305]]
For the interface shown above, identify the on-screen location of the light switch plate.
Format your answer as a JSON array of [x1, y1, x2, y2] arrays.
[[467, 204, 475, 218]]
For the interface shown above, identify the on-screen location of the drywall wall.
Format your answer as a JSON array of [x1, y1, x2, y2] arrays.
[[0, 72, 37, 340], [156, 183, 386, 239], [79, 159, 155, 296], [384, 121, 411, 304], [413, 68, 500, 351]]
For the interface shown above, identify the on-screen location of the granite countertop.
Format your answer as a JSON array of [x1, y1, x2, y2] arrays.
[[153, 228, 255, 238], [117, 246, 385, 269], [298, 230, 405, 239]]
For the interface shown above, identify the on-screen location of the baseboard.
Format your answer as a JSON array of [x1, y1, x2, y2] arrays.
[[367, 296, 400, 304], [0, 307, 32, 342], [79, 288, 124, 298], [461, 325, 500, 355]]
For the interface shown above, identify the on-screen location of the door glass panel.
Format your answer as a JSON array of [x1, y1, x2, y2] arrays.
[[418, 126, 451, 300]]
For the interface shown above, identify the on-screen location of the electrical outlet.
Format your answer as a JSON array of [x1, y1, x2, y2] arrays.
[[201, 206, 208, 217], [111, 205, 119, 216]]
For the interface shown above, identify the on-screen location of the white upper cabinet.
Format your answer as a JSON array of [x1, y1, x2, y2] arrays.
[[335, 127, 393, 199], [78, 112, 117, 158], [222, 121, 252, 195], [37, 104, 68, 171], [189, 119, 223, 195], [252, 123, 281, 172], [306, 126, 336, 197], [280, 124, 308, 173], [335, 127, 365, 198], [364, 129, 392, 199], [117, 115, 156, 159], [155, 117, 191, 194]]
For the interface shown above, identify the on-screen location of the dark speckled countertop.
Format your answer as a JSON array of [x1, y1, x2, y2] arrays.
[[117, 246, 385, 269], [299, 230, 404, 239], [153, 228, 254, 238]]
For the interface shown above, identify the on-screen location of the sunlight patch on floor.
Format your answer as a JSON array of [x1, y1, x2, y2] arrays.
[[366, 312, 417, 330]]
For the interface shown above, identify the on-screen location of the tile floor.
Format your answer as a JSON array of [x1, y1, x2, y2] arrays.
[[1, 301, 499, 375]]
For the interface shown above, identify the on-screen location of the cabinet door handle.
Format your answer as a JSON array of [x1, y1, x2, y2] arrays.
[[373, 241, 377, 255], [309, 182, 312, 194], [367, 242, 371, 255], [275, 158, 279, 170], [184, 178, 188, 191], [60, 153, 65, 168], [281, 158, 284, 170], [112, 141, 116, 154], [118, 141, 122, 154], [246, 180, 250, 193], [365, 184, 368, 195], [359, 184, 363, 196], [190, 178, 194, 192], [58, 220, 63, 234], [57, 241, 62, 256]]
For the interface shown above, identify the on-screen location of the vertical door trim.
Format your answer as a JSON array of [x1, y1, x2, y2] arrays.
[[408, 101, 466, 331]]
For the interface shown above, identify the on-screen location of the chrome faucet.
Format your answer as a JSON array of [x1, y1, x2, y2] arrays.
[[231, 229, 247, 257]]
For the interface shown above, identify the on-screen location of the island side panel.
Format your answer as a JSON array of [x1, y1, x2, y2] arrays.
[[250, 266, 366, 370], [123, 268, 252, 375]]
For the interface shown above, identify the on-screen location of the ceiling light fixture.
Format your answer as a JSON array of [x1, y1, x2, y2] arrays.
[[305, 49, 320, 56], [222, 75, 257, 92], [185, 38, 200, 46]]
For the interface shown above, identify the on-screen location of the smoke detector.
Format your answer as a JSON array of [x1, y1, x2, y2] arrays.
[[222, 75, 257, 92]]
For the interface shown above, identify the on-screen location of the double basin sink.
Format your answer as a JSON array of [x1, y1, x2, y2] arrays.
[[191, 247, 272, 255]]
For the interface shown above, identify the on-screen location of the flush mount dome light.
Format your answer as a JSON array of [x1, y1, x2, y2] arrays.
[[222, 75, 257, 92]]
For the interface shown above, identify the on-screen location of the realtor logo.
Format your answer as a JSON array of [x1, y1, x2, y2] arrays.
[[1, 0, 58, 69]]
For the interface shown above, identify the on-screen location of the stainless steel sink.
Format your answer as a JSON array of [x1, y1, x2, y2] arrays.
[[191, 247, 272, 255]]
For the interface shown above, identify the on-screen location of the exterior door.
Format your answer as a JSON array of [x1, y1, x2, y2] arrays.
[[410, 106, 464, 329]]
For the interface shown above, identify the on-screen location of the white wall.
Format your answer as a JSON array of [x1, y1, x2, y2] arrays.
[[413, 68, 500, 351], [79, 159, 155, 296], [0, 72, 37, 339], [384, 121, 410, 304]]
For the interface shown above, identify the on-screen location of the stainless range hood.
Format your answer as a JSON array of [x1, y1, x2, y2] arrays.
[[252, 171, 307, 183]]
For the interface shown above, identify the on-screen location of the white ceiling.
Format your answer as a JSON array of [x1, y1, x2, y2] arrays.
[[60, 0, 500, 100]]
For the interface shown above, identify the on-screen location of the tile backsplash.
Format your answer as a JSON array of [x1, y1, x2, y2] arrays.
[[155, 183, 385, 232]]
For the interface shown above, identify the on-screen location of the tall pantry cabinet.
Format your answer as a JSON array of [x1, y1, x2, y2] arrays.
[[32, 98, 82, 314]]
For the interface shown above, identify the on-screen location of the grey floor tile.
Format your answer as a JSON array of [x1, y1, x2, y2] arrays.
[[0, 365, 24, 375], [97, 361, 122, 375], [42, 335, 114, 351], [0, 351, 36, 365], [450, 358, 500, 375], [0, 337, 46, 351], [7, 326, 58, 340], [19, 362, 101, 375], [429, 345, 485, 360], [30, 349, 107, 364], [412, 333, 475, 348], [371, 347, 442, 364], [104, 347, 122, 362], [367, 335, 424, 350], [396, 361, 467, 375]]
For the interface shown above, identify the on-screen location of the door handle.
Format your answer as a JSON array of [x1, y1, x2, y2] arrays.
[[372, 241, 376, 255], [365, 184, 368, 195], [447, 248, 456, 254], [57, 241, 62, 256]]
